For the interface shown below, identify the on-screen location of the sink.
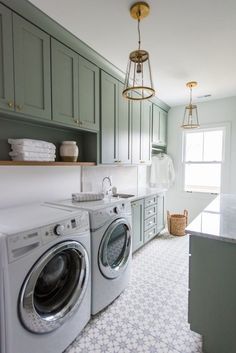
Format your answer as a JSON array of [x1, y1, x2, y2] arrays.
[[112, 193, 135, 199]]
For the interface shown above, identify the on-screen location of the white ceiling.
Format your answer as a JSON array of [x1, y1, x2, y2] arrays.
[[29, 0, 236, 107]]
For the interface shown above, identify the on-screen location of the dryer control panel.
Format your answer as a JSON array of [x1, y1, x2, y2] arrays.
[[7, 213, 89, 263]]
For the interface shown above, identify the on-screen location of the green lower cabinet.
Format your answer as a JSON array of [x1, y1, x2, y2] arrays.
[[0, 4, 14, 112], [189, 235, 236, 353], [131, 199, 144, 253], [101, 70, 130, 164], [13, 13, 51, 120], [132, 194, 165, 253]]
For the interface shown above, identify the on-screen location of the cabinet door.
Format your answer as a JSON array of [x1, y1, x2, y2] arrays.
[[131, 199, 144, 253], [131, 100, 141, 164], [140, 100, 152, 163], [78, 56, 99, 131], [118, 83, 131, 164], [159, 109, 167, 146], [101, 71, 118, 164], [51, 39, 78, 126], [157, 194, 165, 232], [152, 104, 160, 144], [13, 14, 51, 120], [0, 4, 14, 112]]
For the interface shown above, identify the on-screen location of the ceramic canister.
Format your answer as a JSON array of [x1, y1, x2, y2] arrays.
[[60, 141, 79, 162]]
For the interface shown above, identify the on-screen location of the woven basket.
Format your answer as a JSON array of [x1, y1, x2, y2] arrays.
[[167, 210, 188, 236]]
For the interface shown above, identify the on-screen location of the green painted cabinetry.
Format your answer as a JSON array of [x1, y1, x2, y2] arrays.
[[152, 104, 167, 146], [131, 199, 144, 253], [101, 71, 130, 164], [140, 100, 152, 164], [131, 99, 141, 164], [0, 4, 14, 112], [13, 13, 51, 120], [52, 39, 99, 131], [131, 194, 165, 253]]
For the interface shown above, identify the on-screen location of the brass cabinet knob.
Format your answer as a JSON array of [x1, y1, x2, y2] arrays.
[[7, 101, 14, 108], [74, 118, 79, 124]]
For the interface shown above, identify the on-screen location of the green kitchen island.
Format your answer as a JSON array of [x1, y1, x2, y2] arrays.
[[187, 194, 236, 353]]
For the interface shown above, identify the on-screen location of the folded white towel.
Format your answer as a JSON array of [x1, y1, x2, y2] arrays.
[[8, 138, 56, 149], [72, 193, 104, 202], [11, 145, 56, 153], [9, 151, 56, 158], [11, 156, 56, 161]]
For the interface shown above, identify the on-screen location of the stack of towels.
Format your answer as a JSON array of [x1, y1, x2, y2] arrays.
[[8, 138, 56, 161]]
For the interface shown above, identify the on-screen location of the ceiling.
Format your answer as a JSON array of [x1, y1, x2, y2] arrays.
[[29, 0, 236, 107]]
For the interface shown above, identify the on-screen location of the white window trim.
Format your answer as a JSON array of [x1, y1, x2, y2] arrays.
[[181, 122, 231, 195]]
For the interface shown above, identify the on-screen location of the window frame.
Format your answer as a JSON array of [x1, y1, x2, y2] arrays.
[[182, 122, 231, 195]]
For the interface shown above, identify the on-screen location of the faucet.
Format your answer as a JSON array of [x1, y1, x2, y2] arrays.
[[102, 176, 112, 196]]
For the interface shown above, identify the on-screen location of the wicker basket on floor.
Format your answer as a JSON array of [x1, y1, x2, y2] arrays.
[[167, 210, 188, 236]]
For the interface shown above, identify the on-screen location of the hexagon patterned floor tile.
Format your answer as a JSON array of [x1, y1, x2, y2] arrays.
[[65, 233, 203, 353]]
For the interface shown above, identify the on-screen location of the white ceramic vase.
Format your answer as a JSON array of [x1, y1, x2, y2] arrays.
[[60, 141, 79, 162]]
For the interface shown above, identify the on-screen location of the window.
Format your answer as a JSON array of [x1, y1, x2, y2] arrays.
[[183, 127, 225, 194]]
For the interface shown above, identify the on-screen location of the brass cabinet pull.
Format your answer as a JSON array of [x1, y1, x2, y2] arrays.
[[74, 118, 79, 124], [140, 160, 145, 163], [7, 101, 14, 108]]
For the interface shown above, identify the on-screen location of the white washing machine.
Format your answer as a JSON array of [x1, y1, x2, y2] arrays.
[[48, 199, 132, 315], [0, 203, 91, 353]]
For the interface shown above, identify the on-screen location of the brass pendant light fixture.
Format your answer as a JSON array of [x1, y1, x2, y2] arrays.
[[181, 81, 200, 129], [122, 2, 155, 101]]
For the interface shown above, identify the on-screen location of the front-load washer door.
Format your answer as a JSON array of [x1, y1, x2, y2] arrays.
[[99, 218, 131, 279], [19, 240, 89, 334]]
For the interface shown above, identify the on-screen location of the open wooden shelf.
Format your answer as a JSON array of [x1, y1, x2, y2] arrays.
[[0, 161, 96, 166]]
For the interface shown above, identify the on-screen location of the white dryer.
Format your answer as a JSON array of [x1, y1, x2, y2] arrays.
[[48, 199, 132, 315], [0, 203, 91, 353]]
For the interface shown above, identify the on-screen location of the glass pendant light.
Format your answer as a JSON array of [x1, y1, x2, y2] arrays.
[[181, 81, 200, 129], [122, 2, 155, 101]]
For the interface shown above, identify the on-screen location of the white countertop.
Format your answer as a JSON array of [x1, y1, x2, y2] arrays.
[[51, 188, 166, 212], [186, 194, 236, 243]]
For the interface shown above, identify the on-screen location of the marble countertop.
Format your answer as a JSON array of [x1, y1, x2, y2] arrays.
[[186, 194, 236, 243]]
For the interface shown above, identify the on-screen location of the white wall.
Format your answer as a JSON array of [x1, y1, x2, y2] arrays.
[[166, 96, 236, 222], [0, 166, 81, 208], [82, 165, 139, 194]]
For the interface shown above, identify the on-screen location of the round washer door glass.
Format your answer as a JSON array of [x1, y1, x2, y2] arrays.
[[99, 218, 131, 279], [19, 241, 89, 334]]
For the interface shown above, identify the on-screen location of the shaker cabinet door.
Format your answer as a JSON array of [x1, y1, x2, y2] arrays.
[[51, 39, 79, 127], [13, 14, 51, 120], [101, 71, 118, 164], [0, 4, 14, 112], [159, 109, 167, 146], [131, 199, 144, 253], [152, 104, 160, 144], [131, 98, 141, 164], [78, 56, 99, 131], [140, 100, 152, 164], [117, 83, 131, 164]]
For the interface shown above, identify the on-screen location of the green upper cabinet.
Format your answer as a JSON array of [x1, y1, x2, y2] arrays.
[[52, 39, 99, 131], [78, 56, 99, 131], [152, 103, 167, 146], [0, 4, 14, 112], [101, 71, 130, 164], [51, 39, 78, 127], [101, 71, 117, 164], [13, 13, 51, 120], [140, 100, 152, 164], [131, 98, 141, 164], [118, 84, 131, 164]]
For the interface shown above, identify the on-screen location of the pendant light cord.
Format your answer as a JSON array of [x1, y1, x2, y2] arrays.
[[137, 9, 141, 50]]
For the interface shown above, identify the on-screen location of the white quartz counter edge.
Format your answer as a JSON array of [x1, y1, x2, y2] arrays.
[[186, 194, 236, 244], [123, 188, 167, 203]]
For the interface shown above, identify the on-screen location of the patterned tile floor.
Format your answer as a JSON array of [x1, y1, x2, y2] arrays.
[[65, 233, 202, 353]]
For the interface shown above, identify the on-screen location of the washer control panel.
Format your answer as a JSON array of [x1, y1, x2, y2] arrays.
[[90, 202, 132, 229], [7, 212, 89, 263]]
